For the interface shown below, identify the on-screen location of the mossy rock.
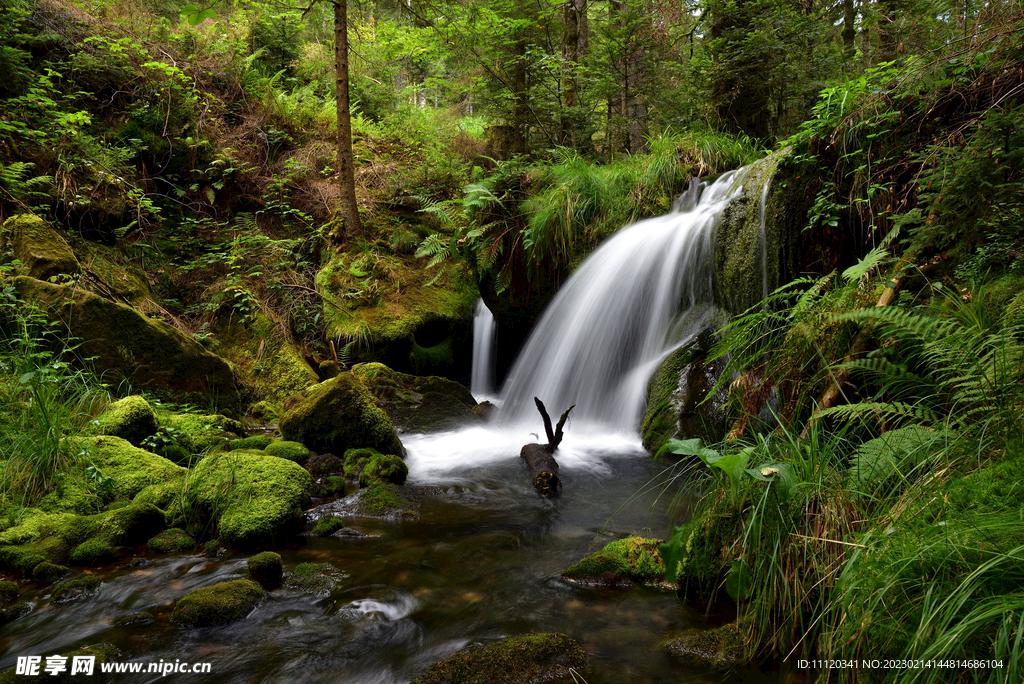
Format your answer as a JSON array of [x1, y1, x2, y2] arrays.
[[14, 275, 240, 413], [0, 600, 30, 626], [640, 343, 696, 454], [0, 509, 77, 546], [179, 450, 312, 548], [0, 536, 71, 576], [33, 562, 70, 583], [113, 611, 154, 627], [0, 642, 119, 684], [664, 623, 746, 669], [352, 482, 414, 519], [89, 395, 158, 447], [351, 362, 480, 433], [230, 434, 274, 451], [280, 372, 405, 457], [247, 400, 279, 422], [158, 411, 246, 454], [52, 575, 102, 603], [64, 503, 166, 566], [214, 313, 319, 406], [146, 528, 194, 554], [359, 454, 408, 486], [76, 436, 186, 501], [3, 214, 80, 281], [312, 475, 347, 498], [310, 516, 345, 536], [247, 551, 283, 589], [265, 440, 310, 463], [342, 447, 378, 480], [0, 580, 16, 602], [562, 536, 665, 586], [78, 241, 152, 307], [284, 562, 345, 595], [411, 633, 587, 684], [171, 579, 265, 626], [317, 251, 477, 378], [308, 452, 344, 476], [69, 538, 122, 565]]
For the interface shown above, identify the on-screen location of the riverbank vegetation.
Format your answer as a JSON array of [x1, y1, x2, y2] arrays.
[[0, 0, 1023, 679]]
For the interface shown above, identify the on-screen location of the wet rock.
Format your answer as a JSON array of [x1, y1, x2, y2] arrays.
[[664, 623, 746, 669], [411, 633, 587, 684], [32, 561, 70, 584], [51, 575, 102, 603], [146, 528, 194, 554], [309, 516, 346, 536], [88, 395, 158, 447], [3, 214, 80, 281], [171, 579, 265, 626], [13, 275, 239, 413], [280, 372, 405, 457], [0, 600, 30, 626], [308, 483, 418, 521], [351, 362, 479, 433], [562, 536, 665, 587], [0, 581, 17, 602], [284, 562, 346, 595], [472, 400, 496, 421], [113, 611, 154, 627], [247, 551, 283, 589], [177, 450, 311, 548]]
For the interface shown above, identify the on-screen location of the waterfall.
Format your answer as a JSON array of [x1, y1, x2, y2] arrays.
[[470, 299, 497, 400], [497, 169, 753, 432]]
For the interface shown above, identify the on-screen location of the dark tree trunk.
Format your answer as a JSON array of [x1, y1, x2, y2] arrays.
[[333, 0, 362, 246], [520, 398, 574, 496], [561, 0, 588, 146]]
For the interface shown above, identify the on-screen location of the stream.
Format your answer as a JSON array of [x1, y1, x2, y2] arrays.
[[0, 427, 784, 683]]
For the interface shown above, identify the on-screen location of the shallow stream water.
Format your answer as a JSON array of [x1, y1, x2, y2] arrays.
[[1, 428, 789, 683]]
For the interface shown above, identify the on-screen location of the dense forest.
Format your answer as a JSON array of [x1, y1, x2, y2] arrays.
[[1, 0, 1023, 680]]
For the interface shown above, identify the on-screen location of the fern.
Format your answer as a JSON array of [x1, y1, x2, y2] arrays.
[[0, 162, 52, 206]]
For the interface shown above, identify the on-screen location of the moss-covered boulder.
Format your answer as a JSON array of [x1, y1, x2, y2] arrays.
[[284, 562, 346, 595], [146, 528, 194, 553], [33, 562, 70, 583], [0, 581, 17, 602], [412, 633, 587, 684], [3, 214, 80, 281], [13, 276, 239, 413], [280, 372, 405, 457], [640, 330, 731, 454], [562, 536, 665, 587], [664, 623, 746, 669], [113, 611, 154, 627], [317, 251, 477, 377], [215, 313, 319, 406], [307, 481, 417, 521], [89, 395, 158, 447], [359, 453, 408, 486], [156, 410, 246, 455], [351, 362, 480, 433], [265, 440, 310, 463], [78, 435, 186, 501], [179, 450, 312, 548], [247, 551, 283, 589], [170, 579, 265, 626], [51, 575, 102, 603], [230, 434, 274, 451], [67, 503, 167, 566]]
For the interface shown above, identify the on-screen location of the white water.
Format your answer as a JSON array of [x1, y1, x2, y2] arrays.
[[495, 168, 753, 432], [470, 299, 497, 401]]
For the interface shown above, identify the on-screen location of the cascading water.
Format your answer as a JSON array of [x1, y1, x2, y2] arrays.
[[496, 168, 753, 432], [470, 299, 497, 400]]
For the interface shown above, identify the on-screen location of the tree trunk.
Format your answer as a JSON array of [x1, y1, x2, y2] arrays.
[[561, 0, 588, 147], [520, 398, 574, 496], [333, 0, 362, 246], [842, 0, 856, 61]]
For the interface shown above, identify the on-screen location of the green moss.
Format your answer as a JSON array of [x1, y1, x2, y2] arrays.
[[229, 435, 274, 451], [132, 480, 181, 509], [640, 343, 694, 454], [351, 362, 479, 433], [69, 538, 121, 565], [311, 516, 345, 536], [0, 537, 70, 576], [14, 276, 240, 413], [265, 440, 310, 463], [248, 400, 279, 422], [284, 562, 345, 595], [33, 562, 70, 583], [0, 581, 16, 602], [247, 551, 283, 588], [179, 450, 312, 548], [411, 633, 587, 684], [360, 454, 408, 486], [76, 436, 186, 501], [146, 528, 194, 553], [171, 579, 265, 626], [78, 242, 152, 306], [358, 482, 409, 518], [308, 452, 344, 476], [313, 476, 347, 497], [664, 623, 746, 669], [343, 447, 379, 479], [4, 214, 80, 281], [88, 395, 158, 447], [0, 510, 76, 546], [51, 575, 102, 603], [562, 536, 665, 586], [113, 611, 154, 627], [0, 601, 30, 626], [410, 337, 454, 375], [158, 444, 192, 466], [279, 372, 405, 457], [215, 313, 318, 406]]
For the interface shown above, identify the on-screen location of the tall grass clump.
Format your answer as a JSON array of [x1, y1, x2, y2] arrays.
[[0, 280, 109, 508]]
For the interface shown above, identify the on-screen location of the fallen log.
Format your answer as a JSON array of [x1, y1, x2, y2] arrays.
[[521, 398, 574, 496]]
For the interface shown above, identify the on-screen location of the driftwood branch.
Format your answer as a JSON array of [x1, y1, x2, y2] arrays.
[[521, 398, 575, 496]]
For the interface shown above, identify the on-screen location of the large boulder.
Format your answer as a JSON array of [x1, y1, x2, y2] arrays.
[[562, 536, 665, 587], [351, 362, 479, 433], [89, 395, 158, 446], [280, 372, 404, 456], [13, 276, 240, 413], [3, 214, 80, 281], [178, 450, 312, 548], [171, 579, 265, 626], [412, 633, 587, 684]]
